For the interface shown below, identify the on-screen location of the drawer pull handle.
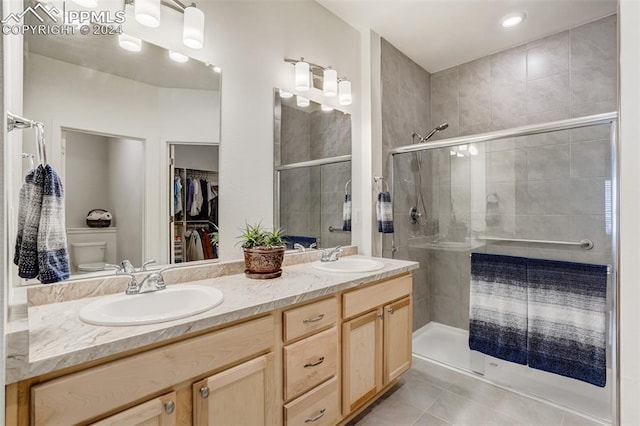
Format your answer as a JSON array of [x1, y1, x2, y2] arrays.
[[303, 314, 325, 323], [388, 307, 394, 315], [200, 386, 210, 399], [304, 356, 325, 368], [305, 408, 326, 423], [164, 401, 175, 415]]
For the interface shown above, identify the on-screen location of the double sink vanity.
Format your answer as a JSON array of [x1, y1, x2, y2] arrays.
[[5, 248, 418, 425]]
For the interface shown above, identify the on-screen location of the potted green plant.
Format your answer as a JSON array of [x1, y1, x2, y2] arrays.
[[237, 222, 286, 279]]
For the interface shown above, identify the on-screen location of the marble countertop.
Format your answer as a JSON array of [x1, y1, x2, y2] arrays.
[[6, 255, 418, 384]]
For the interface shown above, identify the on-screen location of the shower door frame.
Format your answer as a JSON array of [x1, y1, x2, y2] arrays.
[[388, 111, 619, 424]]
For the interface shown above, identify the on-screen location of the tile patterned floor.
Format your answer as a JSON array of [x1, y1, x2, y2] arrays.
[[349, 357, 605, 426]]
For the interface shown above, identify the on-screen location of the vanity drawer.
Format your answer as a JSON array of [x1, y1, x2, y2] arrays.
[[284, 327, 338, 401], [283, 297, 337, 343], [284, 377, 339, 426], [343, 273, 412, 319]]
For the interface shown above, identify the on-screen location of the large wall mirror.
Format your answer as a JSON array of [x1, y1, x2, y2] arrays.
[[274, 89, 352, 250], [12, 12, 221, 286]]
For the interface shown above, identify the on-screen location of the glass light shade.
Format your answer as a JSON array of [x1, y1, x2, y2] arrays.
[[279, 89, 293, 99], [169, 50, 189, 63], [118, 34, 142, 52], [295, 61, 310, 91], [338, 80, 352, 105], [296, 96, 310, 107], [323, 69, 338, 97], [183, 6, 205, 49], [321, 105, 334, 112], [135, 0, 160, 28], [71, 0, 97, 7]]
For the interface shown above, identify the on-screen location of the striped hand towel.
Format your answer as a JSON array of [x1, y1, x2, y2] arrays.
[[342, 194, 352, 231], [469, 253, 528, 365], [36, 165, 70, 284], [17, 165, 46, 279], [14, 168, 37, 268], [376, 191, 394, 233], [527, 259, 608, 387]]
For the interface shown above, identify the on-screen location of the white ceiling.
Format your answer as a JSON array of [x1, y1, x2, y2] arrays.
[[316, 0, 617, 73]]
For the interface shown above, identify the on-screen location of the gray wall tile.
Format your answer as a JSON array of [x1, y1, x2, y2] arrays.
[[491, 46, 526, 87], [526, 31, 570, 81], [527, 144, 570, 180], [526, 73, 570, 114]]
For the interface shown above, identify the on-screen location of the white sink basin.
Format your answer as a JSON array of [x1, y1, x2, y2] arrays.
[[311, 258, 385, 273], [79, 285, 224, 326]]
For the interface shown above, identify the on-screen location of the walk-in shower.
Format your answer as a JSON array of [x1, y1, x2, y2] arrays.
[[387, 113, 618, 424]]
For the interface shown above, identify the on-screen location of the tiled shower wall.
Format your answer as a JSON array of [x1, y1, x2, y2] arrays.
[[280, 104, 351, 248], [382, 14, 618, 331]]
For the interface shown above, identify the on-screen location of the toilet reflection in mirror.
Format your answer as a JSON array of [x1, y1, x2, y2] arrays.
[[61, 130, 144, 276]]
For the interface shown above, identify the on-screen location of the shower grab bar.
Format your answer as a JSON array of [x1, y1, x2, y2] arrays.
[[328, 226, 350, 233], [476, 236, 594, 250]]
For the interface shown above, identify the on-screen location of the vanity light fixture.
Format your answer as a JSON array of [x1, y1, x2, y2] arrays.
[[338, 79, 352, 106], [295, 60, 311, 91], [135, 0, 161, 27], [296, 96, 310, 107], [70, 0, 98, 7], [118, 34, 143, 52], [501, 12, 526, 28], [169, 50, 189, 63], [183, 5, 205, 49], [128, 0, 206, 49], [323, 68, 338, 97], [279, 89, 294, 99], [321, 105, 334, 112], [285, 57, 352, 105]]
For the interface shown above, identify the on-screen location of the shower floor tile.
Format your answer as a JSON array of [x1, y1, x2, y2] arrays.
[[348, 357, 610, 426]]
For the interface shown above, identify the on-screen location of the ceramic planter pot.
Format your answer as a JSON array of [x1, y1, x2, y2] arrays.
[[243, 246, 286, 279]]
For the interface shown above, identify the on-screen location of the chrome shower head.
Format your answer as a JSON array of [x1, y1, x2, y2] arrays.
[[421, 123, 449, 142], [412, 123, 449, 143]]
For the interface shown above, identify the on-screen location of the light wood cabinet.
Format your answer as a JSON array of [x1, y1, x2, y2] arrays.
[[383, 297, 412, 385], [192, 354, 275, 426], [342, 309, 383, 414], [8, 271, 414, 426], [91, 392, 177, 426], [341, 276, 413, 417]]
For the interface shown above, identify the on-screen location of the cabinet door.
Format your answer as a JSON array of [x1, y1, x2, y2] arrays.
[[193, 354, 275, 426], [342, 308, 383, 415], [91, 391, 176, 426], [383, 296, 412, 384]]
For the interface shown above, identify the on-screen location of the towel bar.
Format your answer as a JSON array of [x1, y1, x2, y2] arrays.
[[328, 226, 350, 233], [477, 236, 594, 250]]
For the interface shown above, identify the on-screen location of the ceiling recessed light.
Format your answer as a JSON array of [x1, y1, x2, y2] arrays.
[[501, 12, 526, 28]]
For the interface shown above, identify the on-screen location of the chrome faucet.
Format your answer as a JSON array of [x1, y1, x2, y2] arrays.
[[321, 246, 343, 262], [294, 243, 306, 252], [120, 260, 135, 273], [125, 270, 167, 295]]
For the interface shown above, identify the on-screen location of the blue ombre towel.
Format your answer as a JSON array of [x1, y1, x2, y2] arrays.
[[527, 259, 608, 387], [342, 194, 352, 232], [376, 192, 394, 233], [469, 253, 528, 365], [36, 165, 70, 284]]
